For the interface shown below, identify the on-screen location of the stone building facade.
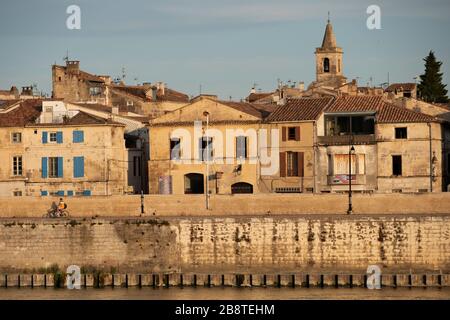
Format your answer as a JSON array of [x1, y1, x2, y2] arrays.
[[0, 99, 128, 196], [52, 60, 190, 117], [148, 95, 275, 195]]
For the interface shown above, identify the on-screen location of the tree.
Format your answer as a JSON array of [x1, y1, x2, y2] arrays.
[[418, 51, 448, 103]]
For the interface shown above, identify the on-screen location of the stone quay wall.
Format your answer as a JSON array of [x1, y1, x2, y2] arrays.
[[1, 215, 449, 275]]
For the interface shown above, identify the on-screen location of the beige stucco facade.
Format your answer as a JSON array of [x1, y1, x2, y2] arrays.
[[148, 97, 266, 195], [0, 123, 127, 197], [377, 122, 443, 193]]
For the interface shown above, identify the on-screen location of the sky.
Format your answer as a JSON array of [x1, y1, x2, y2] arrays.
[[0, 0, 449, 100]]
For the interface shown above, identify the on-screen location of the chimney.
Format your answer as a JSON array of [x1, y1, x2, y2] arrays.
[[66, 60, 80, 75], [250, 87, 256, 94], [298, 82, 305, 91], [156, 82, 165, 95], [21, 86, 33, 96], [152, 86, 157, 101]]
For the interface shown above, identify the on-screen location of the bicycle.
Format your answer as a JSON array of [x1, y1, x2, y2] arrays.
[[43, 208, 70, 218]]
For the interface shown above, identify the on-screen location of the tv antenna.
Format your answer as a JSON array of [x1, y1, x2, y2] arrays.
[[63, 50, 69, 63]]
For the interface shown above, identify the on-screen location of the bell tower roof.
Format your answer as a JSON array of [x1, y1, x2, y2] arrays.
[[321, 18, 337, 49]]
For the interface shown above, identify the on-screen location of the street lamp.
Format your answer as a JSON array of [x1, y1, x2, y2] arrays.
[[203, 111, 210, 210], [347, 145, 355, 214]]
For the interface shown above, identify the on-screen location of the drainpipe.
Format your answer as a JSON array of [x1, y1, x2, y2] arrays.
[[428, 122, 433, 192], [313, 121, 318, 193]]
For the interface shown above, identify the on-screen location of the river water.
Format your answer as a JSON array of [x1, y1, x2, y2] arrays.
[[0, 287, 449, 300]]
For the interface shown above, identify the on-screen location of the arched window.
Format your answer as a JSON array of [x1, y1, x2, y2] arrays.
[[323, 58, 330, 73], [231, 182, 253, 194], [338, 59, 341, 73]]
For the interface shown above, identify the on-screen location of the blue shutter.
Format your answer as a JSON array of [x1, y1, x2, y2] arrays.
[[67, 190, 74, 196], [73, 130, 84, 143], [56, 190, 64, 196], [56, 131, 63, 144], [73, 156, 85, 178], [83, 190, 91, 196], [41, 157, 48, 178], [42, 132, 48, 144], [57, 157, 63, 177], [40, 190, 48, 196]]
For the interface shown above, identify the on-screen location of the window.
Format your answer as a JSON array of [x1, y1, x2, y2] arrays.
[[170, 138, 181, 160], [287, 152, 299, 176], [325, 115, 375, 136], [49, 132, 57, 142], [13, 191, 22, 196], [392, 155, 402, 176], [11, 132, 22, 143], [395, 127, 407, 139], [199, 137, 213, 161], [283, 127, 300, 141], [236, 136, 247, 159], [46, 157, 63, 178], [280, 152, 304, 177], [133, 156, 141, 177], [330, 154, 365, 175], [89, 87, 102, 96], [73, 130, 84, 143], [45, 131, 63, 143], [288, 127, 296, 140], [323, 58, 330, 73], [12, 156, 22, 176]]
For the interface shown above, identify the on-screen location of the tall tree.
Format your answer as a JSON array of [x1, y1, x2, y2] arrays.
[[418, 51, 448, 103]]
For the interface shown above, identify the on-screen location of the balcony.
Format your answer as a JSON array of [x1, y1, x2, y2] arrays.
[[318, 134, 376, 146]]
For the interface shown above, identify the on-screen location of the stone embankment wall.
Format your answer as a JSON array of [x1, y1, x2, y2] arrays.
[[1, 215, 449, 274]]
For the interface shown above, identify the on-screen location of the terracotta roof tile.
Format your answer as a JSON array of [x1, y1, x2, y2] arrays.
[[247, 92, 273, 103], [325, 96, 384, 113], [266, 97, 334, 122], [377, 103, 437, 123], [218, 101, 264, 119], [0, 99, 42, 127], [385, 83, 416, 92], [111, 85, 189, 103]]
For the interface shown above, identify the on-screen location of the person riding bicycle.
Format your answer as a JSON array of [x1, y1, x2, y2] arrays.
[[57, 198, 66, 215]]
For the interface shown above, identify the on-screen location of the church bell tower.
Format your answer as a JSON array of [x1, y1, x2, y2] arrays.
[[315, 15, 346, 85]]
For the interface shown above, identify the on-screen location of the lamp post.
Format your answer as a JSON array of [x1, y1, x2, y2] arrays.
[[347, 145, 355, 214], [203, 111, 210, 210]]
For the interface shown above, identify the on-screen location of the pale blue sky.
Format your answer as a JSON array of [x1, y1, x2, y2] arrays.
[[0, 0, 449, 100]]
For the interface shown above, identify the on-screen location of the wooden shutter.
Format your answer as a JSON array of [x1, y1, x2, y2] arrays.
[[41, 157, 48, 178], [297, 152, 304, 177], [56, 131, 63, 144], [282, 127, 287, 141], [295, 127, 301, 141], [279, 152, 286, 177], [42, 131, 48, 144]]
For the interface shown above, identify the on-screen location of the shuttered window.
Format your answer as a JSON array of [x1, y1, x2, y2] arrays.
[[73, 130, 84, 143], [73, 156, 84, 178], [280, 152, 304, 177], [332, 154, 365, 175]]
